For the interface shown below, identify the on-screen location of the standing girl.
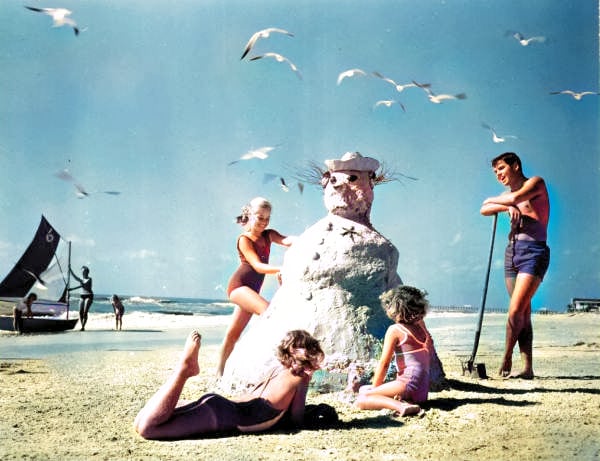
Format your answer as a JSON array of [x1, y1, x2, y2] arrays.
[[217, 197, 295, 376], [111, 294, 125, 331], [355, 285, 434, 416]]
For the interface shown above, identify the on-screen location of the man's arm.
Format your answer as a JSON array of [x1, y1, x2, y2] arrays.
[[483, 176, 545, 207]]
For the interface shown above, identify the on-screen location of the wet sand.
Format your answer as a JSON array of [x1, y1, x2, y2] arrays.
[[1, 312, 598, 460]]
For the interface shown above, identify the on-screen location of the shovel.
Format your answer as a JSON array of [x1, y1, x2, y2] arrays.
[[462, 213, 498, 379]]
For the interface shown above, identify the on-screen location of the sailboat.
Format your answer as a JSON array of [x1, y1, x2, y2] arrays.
[[0, 216, 79, 332]]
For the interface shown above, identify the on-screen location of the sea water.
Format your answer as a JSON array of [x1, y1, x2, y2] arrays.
[[0, 295, 514, 360]]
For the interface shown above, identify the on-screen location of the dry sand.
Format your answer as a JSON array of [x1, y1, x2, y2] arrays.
[[1, 313, 599, 461]]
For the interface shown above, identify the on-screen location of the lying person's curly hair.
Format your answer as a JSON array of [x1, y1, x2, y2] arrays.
[[277, 330, 324, 376]]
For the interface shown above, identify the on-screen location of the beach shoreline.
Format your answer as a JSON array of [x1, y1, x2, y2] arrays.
[[1, 312, 599, 460]]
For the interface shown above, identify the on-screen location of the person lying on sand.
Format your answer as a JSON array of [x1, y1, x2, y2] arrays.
[[134, 329, 324, 440]]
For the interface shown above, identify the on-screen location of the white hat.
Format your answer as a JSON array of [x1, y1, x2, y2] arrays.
[[324, 152, 380, 172]]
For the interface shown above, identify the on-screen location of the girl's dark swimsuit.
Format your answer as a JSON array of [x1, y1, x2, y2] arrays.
[[169, 367, 286, 436], [227, 230, 272, 296]]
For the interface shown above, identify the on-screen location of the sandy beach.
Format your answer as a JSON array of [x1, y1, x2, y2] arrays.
[[1, 312, 599, 461]]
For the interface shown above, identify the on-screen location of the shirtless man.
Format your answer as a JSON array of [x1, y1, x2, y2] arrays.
[[480, 152, 550, 379]]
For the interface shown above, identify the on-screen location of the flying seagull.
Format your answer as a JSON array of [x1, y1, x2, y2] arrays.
[[372, 72, 429, 92], [506, 31, 546, 46], [240, 28, 294, 60], [54, 169, 120, 198], [374, 100, 406, 112], [25, 6, 79, 36], [549, 90, 599, 100], [228, 146, 276, 165], [413, 81, 466, 104], [481, 122, 518, 143], [337, 68, 367, 85], [249, 53, 302, 80], [279, 177, 289, 192]]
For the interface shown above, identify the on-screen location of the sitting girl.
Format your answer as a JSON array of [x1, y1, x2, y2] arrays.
[[355, 285, 433, 416], [134, 329, 324, 439]]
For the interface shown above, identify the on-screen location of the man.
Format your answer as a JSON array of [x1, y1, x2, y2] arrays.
[[481, 152, 550, 379], [13, 292, 37, 334]]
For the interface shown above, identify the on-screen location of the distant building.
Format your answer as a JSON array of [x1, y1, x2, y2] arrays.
[[567, 298, 600, 312]]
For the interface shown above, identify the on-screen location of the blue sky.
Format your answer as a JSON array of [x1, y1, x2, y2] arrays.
[[1, 0, 598, 311]]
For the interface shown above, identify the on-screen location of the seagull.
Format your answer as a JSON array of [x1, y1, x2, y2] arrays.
[[279, 177, 289, 192], [413, 81, 466, 104], [228, 146, 276, 165], [550, 90, 600, 100], [337, 68, 367, 85], [249, 53, 302, 80], [506, 31, 546, 46], [374, 100, 406, 112], [372, 72, 429, 92], [54, 169, 120, 198], [240, 28, 294, 60], [481, 122, 518, 143], [25, 6, 79, 36]]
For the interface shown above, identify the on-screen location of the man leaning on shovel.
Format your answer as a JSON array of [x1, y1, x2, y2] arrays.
[[480, 152, 550, 379]]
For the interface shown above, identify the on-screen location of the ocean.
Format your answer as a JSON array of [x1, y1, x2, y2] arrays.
[[1, 295, 555, 363]]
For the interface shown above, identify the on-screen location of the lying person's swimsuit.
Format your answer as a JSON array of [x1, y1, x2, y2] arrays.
[[393, 323, 432, 403], [227, 230, 272, 296], [169, 367, 286, 436], [505, 215, 550, 280]]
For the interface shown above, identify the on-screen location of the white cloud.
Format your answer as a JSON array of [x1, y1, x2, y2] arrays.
[[66, 234, 96, 247], [128, 249, 158, 260]]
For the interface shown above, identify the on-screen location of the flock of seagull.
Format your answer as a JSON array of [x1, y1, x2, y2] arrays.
[[22, 8, 599, 195]]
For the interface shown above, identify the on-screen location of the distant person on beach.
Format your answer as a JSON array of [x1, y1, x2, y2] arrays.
[[111, 294, 125, 331], [69, 265, 94, 331], [481, 152, 550, 379], [217, 197, 296, 377], [134, 329, 324, 440], [355, 285, 434, 417], [12, 292, 37, 333]]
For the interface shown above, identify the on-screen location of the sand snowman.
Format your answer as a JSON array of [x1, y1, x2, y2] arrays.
[[220, 152, 441, 392]]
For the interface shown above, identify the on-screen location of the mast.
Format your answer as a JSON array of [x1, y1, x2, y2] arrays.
[[66, 241, 72, 320]]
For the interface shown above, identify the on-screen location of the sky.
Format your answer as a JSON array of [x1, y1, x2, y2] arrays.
[[0, 0, 598, 311]]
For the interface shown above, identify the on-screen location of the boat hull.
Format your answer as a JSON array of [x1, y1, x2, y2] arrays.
[[0, 315, 78, 333]]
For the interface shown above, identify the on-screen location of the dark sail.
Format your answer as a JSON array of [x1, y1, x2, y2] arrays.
[[0, 216, 61, 297]]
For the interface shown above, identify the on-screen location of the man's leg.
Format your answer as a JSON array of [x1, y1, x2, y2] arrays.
[[499, 273, 540, 378]]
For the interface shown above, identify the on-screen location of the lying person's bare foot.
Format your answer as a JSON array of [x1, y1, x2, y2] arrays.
[[179, 330, 201, 378], [394, 401, 422, 417]]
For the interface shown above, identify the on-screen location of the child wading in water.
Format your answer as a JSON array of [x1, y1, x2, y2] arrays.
[[134, 329, 324, 440], [356, 285, 433, 416], [110, 295, 125, 331]]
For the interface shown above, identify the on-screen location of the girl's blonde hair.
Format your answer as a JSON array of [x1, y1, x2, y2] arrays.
[[236, 197, 272, 225], [380, 285, 429, 324], [276, 330, 324, 376]]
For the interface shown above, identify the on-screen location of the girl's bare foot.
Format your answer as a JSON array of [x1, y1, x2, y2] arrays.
[[394, 401, 421, 417], [179, 330, 201, 378]]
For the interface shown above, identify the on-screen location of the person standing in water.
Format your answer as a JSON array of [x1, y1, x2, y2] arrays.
[[480, 152, 550, 379], [70, 266, 94, 331], [111, 294, 125, 331], [217, 197, 295, 377]]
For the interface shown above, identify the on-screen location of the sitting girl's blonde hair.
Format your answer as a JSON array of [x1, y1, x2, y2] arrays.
[[380, 285, 429, 324]]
